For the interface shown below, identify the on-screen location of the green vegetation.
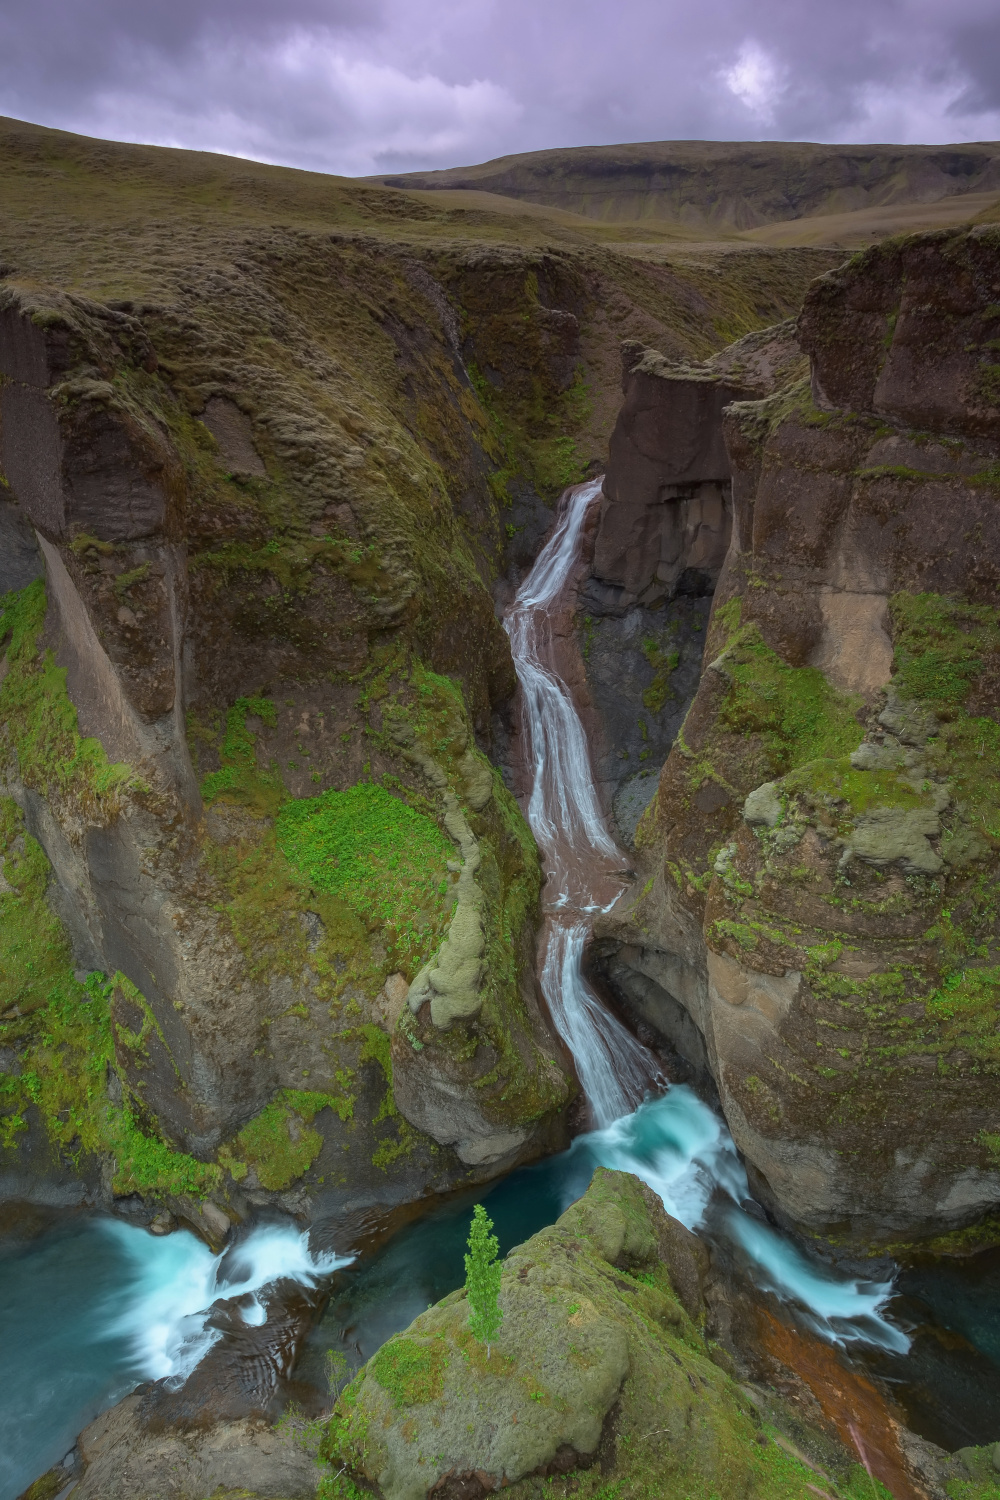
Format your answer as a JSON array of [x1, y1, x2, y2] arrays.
[[641, 633, 680, 714], [464, 1203, 504, 1352], [715, 612, 863, 775], [0, 582, 138, 816], [276, 783, 453, 962], [369, 1337, 450, 1408], [226, 1085, 355, 1191], [197, 694, 285, 816], [0, 797, 220, 1193], [889, 592, 999, 710]]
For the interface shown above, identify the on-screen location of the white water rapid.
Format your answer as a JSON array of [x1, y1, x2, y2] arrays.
[[102, 1220, 352, 1384], [505, 479, 659, 1126], [505, 480, 908, 1355]]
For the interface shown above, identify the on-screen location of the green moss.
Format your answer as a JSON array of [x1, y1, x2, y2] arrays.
[[112, 1107, 222, 1196], [641, 634, 680, 714], [112, 561, 151, 597], [230, 1084, 355, 1191], [0, 581, 138, 813], [370, 1337, 449, 1407], [784, 756, 931, 821], [0, 797, 220, 1195], [924, 967, 1000, 1064], [716, 621, 863, 775], [197, 693, 285, 817], [276, 782, 453, 964], [710, 919, 759, 951], [889, 592, 1000, 710]]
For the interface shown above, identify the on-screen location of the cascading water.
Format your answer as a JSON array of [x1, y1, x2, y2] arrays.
[[505, 479, 659, 1126], [0, 1219, 350, 1500], [505, 479, 908, 1355]]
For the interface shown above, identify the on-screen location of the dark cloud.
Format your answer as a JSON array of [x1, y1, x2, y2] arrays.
[[0, 0, 997, 177]]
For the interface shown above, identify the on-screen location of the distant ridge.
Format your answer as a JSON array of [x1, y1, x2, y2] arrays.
[[364, 140, 1000, 232]]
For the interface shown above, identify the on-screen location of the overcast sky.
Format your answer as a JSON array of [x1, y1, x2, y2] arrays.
[[1, 0, 999, 177]]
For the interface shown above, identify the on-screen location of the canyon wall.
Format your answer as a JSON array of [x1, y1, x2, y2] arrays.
[[595, 227, 1000, 1245], [578, 322, 805, 839]]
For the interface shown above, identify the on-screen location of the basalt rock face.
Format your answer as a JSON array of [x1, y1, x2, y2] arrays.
[[579, 323, 805, 843], [595, 228, 1000, 1245]]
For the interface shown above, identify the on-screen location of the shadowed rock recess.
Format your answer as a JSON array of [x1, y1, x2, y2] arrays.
[[0, 116, 833, 1239], [594, 226, 1000, 1247]]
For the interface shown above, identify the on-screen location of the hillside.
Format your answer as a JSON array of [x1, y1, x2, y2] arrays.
[[367, 138, 1000, 244]]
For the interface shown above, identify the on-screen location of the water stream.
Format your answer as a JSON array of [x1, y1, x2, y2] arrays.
[[2, 480, 998, 1500], [503, 478, 907, 1352], [0, 1218, 348, 1500]]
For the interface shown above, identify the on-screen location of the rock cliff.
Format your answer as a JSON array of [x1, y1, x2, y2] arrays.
[[577, 321, 805, 840], [595, 227, 1000, 1246]]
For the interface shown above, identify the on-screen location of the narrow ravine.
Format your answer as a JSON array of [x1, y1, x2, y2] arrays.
[[5, 483, 992, 1500], [504, 478, 908, 1353]]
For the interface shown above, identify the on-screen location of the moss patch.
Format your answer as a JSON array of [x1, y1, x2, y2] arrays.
[[197, 694, 285, 817], [276, 782, 453, 963], [370, 1336, 450, 1408], [229, 1085, 354, 1191], [0, 798, 219, 1193], [716, 619, 863, 774]]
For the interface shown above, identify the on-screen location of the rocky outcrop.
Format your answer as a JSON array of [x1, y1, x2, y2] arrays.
[[318, 1168, 874, 1500], [0, 272, 571, 1227], [594, 227, 1000, 1245], [591, 322, 805, 614]]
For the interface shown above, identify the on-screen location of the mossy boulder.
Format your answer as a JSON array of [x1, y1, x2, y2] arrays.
[[320, 1169, 845, 1500]]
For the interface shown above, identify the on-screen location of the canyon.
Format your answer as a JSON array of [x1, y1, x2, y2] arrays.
[[1, 116, 1000, 1500]]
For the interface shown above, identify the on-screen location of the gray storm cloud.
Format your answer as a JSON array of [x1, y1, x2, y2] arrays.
[[0, 0, 998, 175]]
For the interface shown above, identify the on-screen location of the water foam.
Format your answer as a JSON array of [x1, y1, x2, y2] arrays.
[[99, 1221, 352, 1382], [577, 1091, 907, 1352]]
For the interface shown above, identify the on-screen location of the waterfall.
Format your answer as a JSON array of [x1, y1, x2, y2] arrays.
[[505, 480, 907, 1354], [505, 479, 661, 1127]]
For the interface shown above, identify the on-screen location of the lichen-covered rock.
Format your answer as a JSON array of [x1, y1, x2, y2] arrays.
[[595, 228, 1000, 1246]]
